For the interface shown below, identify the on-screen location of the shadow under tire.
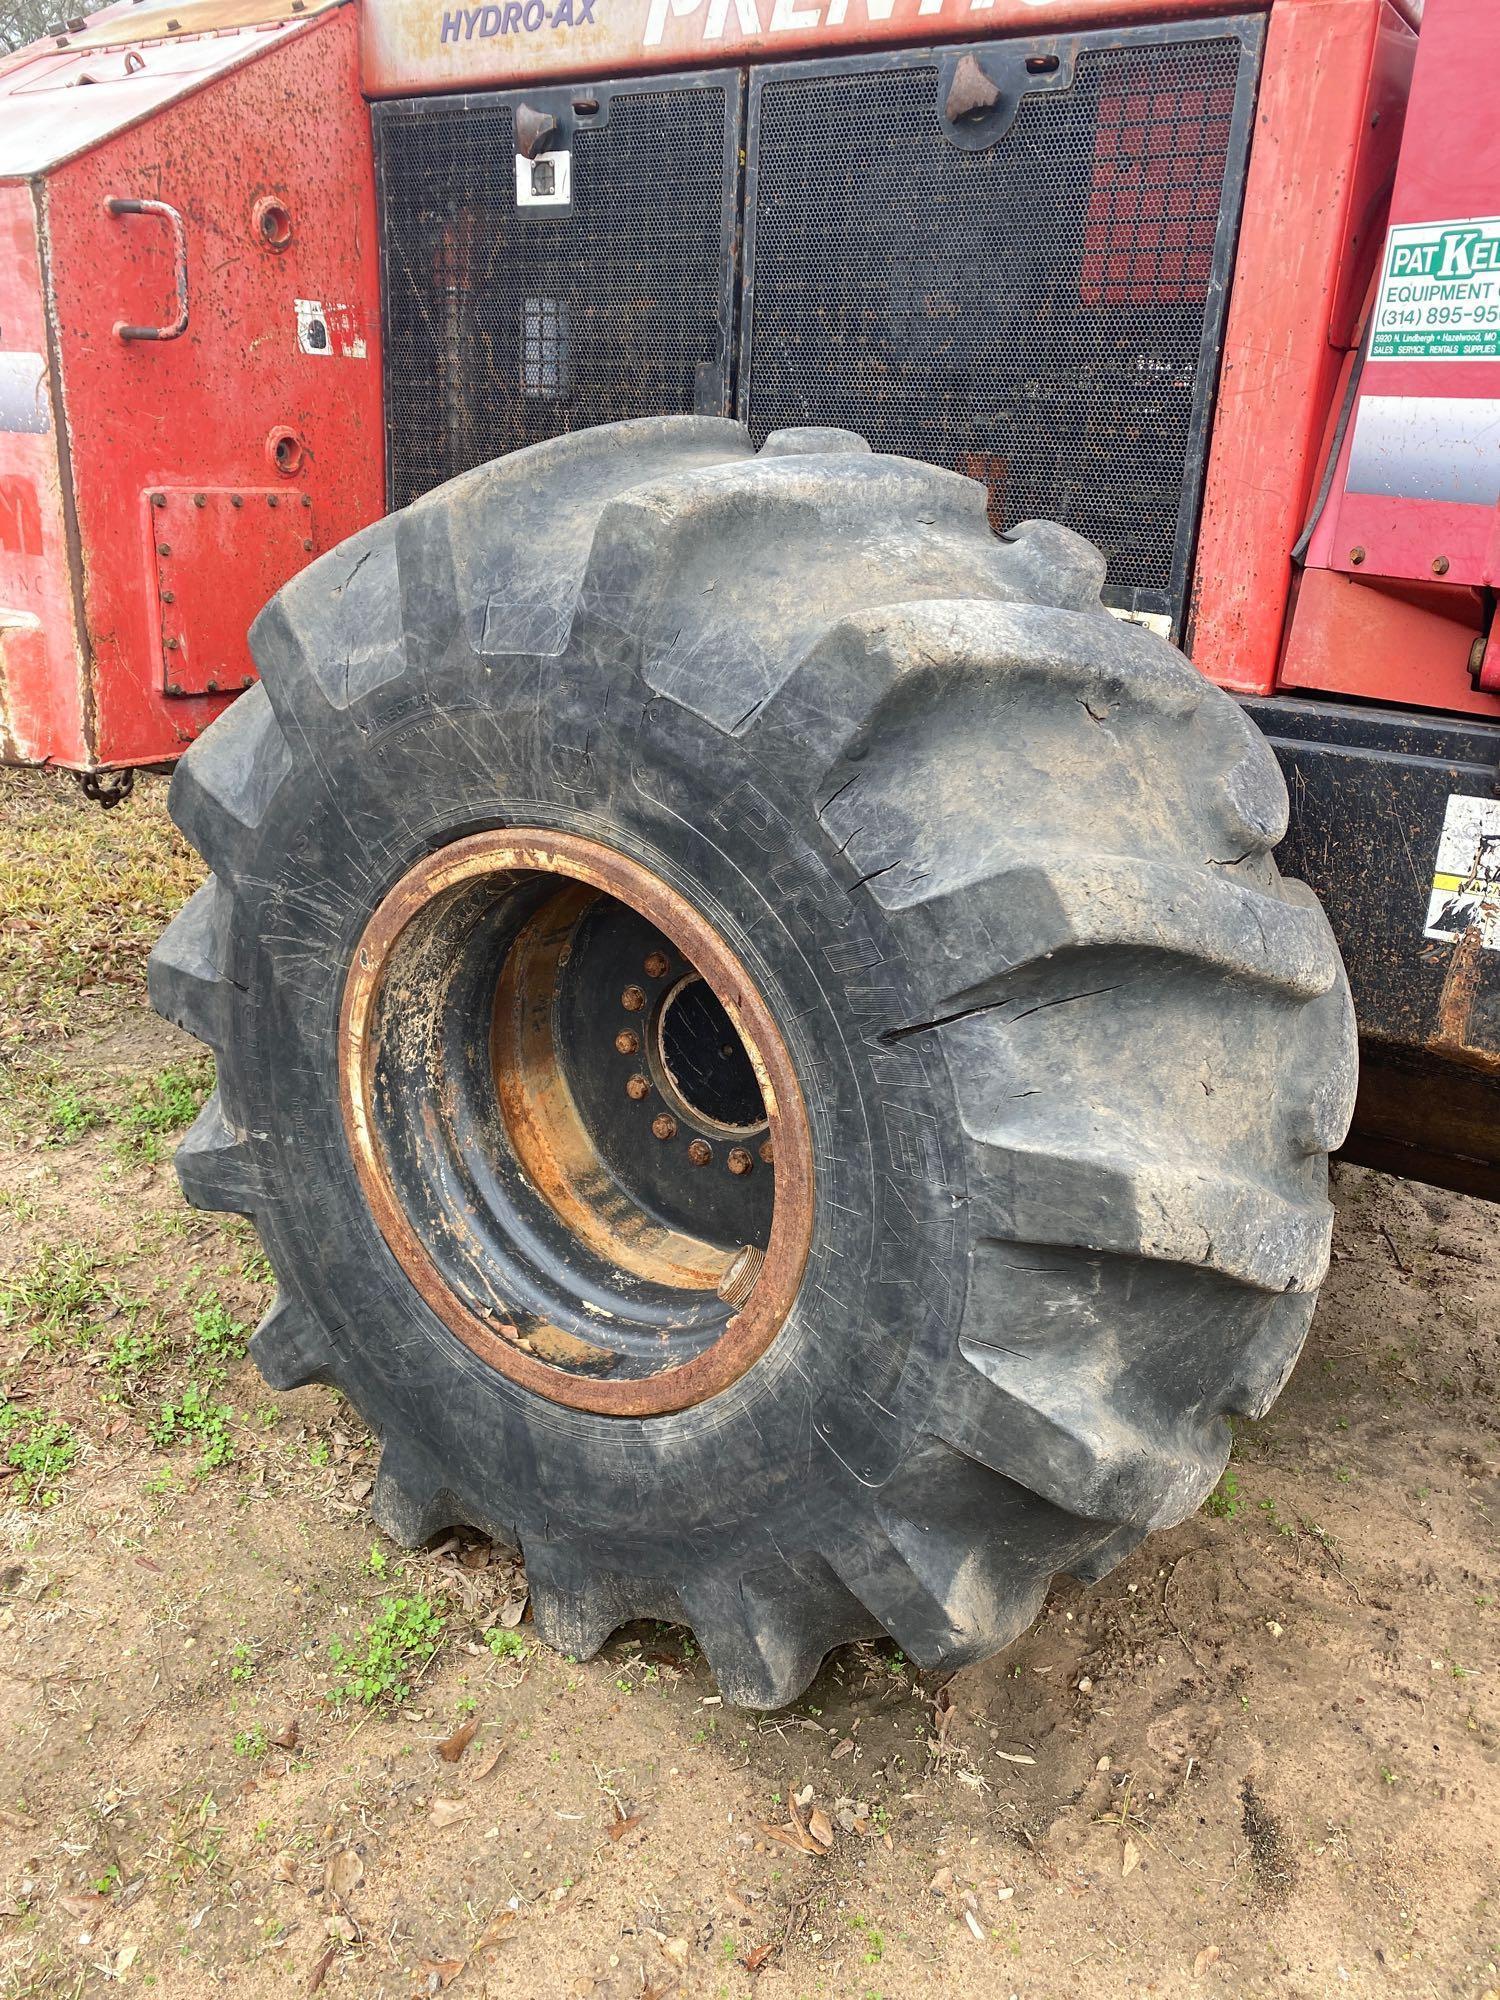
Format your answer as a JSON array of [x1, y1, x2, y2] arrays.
[[149, 415, 1357, 1707]]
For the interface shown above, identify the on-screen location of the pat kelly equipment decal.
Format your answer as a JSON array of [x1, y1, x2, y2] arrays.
[[1424, 794, 1500, 951], [1372, 217, 1500, 363]]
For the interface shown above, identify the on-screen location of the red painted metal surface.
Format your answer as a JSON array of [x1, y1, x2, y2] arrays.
[[0, 0, 1455, 763], [0, 3, 340, 179], [1188, 0, 1414, 696], [0, 184, 87, 766], [1279, 564, 1500, 715], [0, 2, 383, 769], [365, 0, 1251, 96], [1290, 0, 1500, 715], [359, 0, 1419, 97], [150, 488, 318, 697]]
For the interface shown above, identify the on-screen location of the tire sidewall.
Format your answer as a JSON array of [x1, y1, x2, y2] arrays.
[[226, 647, 968, 1572]]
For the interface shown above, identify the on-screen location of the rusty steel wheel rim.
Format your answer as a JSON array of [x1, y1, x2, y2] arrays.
[[339, 830, 814, 1416]]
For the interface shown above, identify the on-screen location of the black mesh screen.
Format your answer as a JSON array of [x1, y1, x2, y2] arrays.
[[377, 83, 736, 511], [744, 36, 1255, 614]]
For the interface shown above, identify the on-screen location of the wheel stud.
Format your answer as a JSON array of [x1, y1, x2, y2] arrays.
[[615, 1029, 639, 1055], [687, 1138, 712, 1167], [626, 1074, 651, 1101], [643, 950, 670, 979], [726, 1146, 754, 1176], [759, 1138, 774, 1166], [652, 1113, 678, 1141], [622, 985, 647, 1012]]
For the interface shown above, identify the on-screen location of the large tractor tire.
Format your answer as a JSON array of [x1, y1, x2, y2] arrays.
[[150, 417, 1356, 1707]]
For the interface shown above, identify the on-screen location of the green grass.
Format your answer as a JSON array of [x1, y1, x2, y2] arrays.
[[0, 1244, 116, 1351], [1204, 1469, 1243, 1520], [117, 1061, 212, 1164], [150, 1381, 235, 1471], [330, 1596, 446, 1708], [43, 1084, 104, 1144], [0, 1402, 78, 1507], [103, 1317, 162, 1379], [483, 1626, 528, 1661], [190, 1290, 248, 1362], [0, 769, 203, 1041]]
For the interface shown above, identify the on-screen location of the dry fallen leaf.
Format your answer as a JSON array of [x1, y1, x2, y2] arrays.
[[470, 1724, 516, 1779], [1122, 1839, 1141, 1878], [270, 1718, 300, 1752], [785, 1791, 826, 1855], [927, 1867, 954, 1896], [606, 1811, 644, 1842], [964, 1908, 985, 1941], [326, 1848, 363, 1901], [830, 1738, 854, 1760], [113, 1945, 139, 1977], [307, 1944, 337, 1994], [659, 1936, 691, 1967], [1193, 1945, 1222, 1976], [743, 1942, 775, 1973], [993, 1750, 1036, 1766], [273, 1851, 299, 1886], [806, 1807, 834, 1851], [417, 1956, 466, 1988], [475, 1909, 518, 1950], [497, 1596, 529, 1630], [429, 1798, 470, 1829], [436, 1716, 479, 1763], [59, 1892, 107, 1918]]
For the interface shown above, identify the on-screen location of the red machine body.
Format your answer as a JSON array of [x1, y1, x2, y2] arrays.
[[1280, 0, 1500, 716], [0, 0, 1494, 748], [0, 0, 383, 768]]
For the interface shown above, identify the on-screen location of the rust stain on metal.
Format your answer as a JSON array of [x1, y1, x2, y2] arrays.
[[717, 1246, 765, 1310], [1433, 923, 1500, 1072], [339, 830, 815, 1418], [491, 883, 724, 1293]]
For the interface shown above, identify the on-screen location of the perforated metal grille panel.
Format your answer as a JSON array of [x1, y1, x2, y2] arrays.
[[377, 82, 737, 511], [744, 33, 1256, 615]]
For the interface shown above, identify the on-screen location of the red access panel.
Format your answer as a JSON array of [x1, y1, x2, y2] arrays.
[[0, 0, 384, 769]]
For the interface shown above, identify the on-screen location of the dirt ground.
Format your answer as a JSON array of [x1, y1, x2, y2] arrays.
[[0, 767, 1496, 2000]]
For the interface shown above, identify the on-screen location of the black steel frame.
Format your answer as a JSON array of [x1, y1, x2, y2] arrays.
[[372, 68, 745, 511], [737, 17, 1264, 630]]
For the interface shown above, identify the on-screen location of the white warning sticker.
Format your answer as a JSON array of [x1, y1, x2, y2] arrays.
[[1423, 793, 1500, 949], [294, 299, 368, 360]]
